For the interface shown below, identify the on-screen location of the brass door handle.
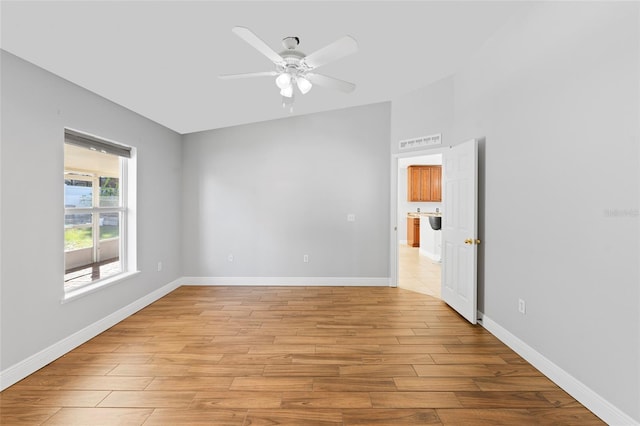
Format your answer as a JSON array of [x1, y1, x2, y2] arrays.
[[464, 239, 481, 245]]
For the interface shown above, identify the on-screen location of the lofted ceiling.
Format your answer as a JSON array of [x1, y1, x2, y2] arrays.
[[1, 1, 529, 135]]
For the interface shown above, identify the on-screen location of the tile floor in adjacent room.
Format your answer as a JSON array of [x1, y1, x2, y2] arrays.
[[398, 244, 441, 298]]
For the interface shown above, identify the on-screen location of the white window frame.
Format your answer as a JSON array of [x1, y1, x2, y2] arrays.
[[64, 168, 127, 272], [63, 129, 138, 303]]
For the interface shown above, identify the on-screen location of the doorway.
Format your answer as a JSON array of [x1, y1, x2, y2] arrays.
[[398, 243, 442, 297], [391, 149, 445, 299]]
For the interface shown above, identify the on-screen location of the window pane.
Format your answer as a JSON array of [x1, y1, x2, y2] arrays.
[[64, 178, 92, 207], [99, 212, 121, 279], [64, 212, 123, 289], [64, 140, 128, 291], [100, 212, 119, 241], [65, 213, 95, 289], [64, 214, 93, 251], [99, 176, 120, 207]]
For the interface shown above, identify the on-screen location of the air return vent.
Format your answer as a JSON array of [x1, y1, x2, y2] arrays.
[[399, 133, 441, 150]]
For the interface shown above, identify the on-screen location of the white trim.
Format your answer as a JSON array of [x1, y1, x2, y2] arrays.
[[2, 278, 636, 426], [62, 270, 140, 303], [480, 314, 639, 426], [125, 146, 137, 273], [63, 149, 134, 294], [2, 276, 386, 390], [390, 155, 399, 287], [64, 207, 125, 214], [0, 278, 181, 391], [179, 276, 390, 287], [418, 247, 441, 263]]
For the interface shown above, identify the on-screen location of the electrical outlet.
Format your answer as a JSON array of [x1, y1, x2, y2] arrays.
[[157, 261, 162, 272], [228, 254, 234, 262], [303, 254, 309, 263], [518, 299, 526, 314], [347, 214, 356, 222]]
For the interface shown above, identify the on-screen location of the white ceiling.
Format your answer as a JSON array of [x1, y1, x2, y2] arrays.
[[1, 1, 528, 134]]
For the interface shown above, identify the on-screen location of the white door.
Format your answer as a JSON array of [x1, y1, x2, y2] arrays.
[[441, 139, 479, 324]]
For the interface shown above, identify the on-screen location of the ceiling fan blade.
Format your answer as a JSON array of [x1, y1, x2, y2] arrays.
[[302, 35, 358, 69], [219, 71, 277, 80], [306, 73, 356, 93], [232, 26, 284, 65]]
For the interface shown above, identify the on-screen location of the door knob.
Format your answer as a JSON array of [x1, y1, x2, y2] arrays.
[[464, 239, 481, 245]]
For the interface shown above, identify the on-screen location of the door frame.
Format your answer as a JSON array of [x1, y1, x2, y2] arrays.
[[390, 146, 448, 288]]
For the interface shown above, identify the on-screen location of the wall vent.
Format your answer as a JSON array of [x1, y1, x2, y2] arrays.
[[399, 133, 441, 150]]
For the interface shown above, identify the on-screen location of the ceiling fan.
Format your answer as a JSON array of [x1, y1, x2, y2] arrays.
[[219, 27, 358, 111]]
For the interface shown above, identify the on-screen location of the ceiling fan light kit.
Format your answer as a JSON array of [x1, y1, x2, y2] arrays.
[[275, 72, 292, 90], [296, 77, 312, 95], [280, 84, 293, 98], [220, 26, 358, 111]]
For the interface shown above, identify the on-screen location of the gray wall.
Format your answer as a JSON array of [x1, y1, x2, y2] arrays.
[[0, 51, 183, 370], [390, 77, 454, 156], [390, 78, 454, 249], [2, 1, 638, 420], [182, 103, 391, 279], [393, 2, 639, 421], [455, 2, 639, 420], [390, 71, 488, 311]]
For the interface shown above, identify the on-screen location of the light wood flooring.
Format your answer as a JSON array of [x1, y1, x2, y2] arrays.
[[0, 286, 604, 425], [398, 244, 441, 298]]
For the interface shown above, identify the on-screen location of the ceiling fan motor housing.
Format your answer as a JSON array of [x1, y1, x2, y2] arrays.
[[277, 50, 310, 76]]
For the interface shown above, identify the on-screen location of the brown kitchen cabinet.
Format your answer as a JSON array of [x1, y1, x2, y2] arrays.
[[407, 165, 442, 202], [407, 217, 420, 247]]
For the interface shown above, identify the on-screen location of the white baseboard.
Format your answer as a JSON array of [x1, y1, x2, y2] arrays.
[[418, 248, 441, 263], [179, 276, 390, 287], [0, 278, 181, 391], [1, 276, 389, 390], [480, 314, 638, 426], [7, 279, 634, 426]]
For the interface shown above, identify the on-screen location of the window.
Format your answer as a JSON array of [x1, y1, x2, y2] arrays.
[[64, 129, 134, 293]]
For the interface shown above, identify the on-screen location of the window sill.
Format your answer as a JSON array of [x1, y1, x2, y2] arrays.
[[62, 270, 140, 304]]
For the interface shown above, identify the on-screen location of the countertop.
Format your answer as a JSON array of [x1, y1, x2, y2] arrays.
[[407, 212, 442, 218]]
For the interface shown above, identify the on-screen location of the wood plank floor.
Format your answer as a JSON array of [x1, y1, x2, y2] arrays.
[[0, 286, 604, 425]]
